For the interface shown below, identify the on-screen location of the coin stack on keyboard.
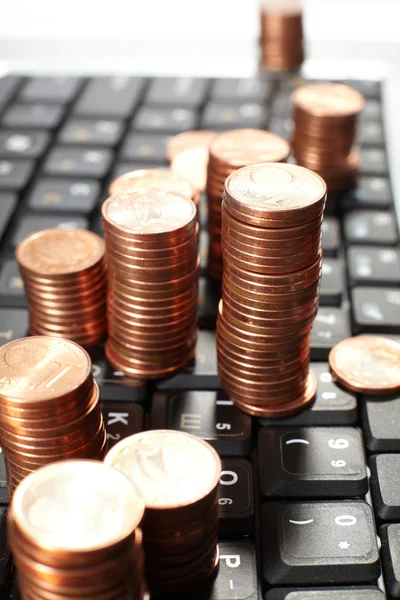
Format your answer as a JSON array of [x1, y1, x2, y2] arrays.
[[260, 0, 304, 71], [292, 83, 366, 190], [167, 130, 216, 193], [8, 460, 146, 600], [105, 430, 221, 598], [206, 129, 291, 279], [109, 168, 200, 219], [102, 189, 199, 379], [15, 229, 107, 348], [218, 162, 327, 417], [0, 337, 106, 492]]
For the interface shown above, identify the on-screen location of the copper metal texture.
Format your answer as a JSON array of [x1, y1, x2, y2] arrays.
[[167, 130, 216, 193], [218, 162, 327, 417], [8, 460, 146, 600], [292, 83, 366, 191], [105, 430, 221, 597], [206, 129, 291, 280], [15, 229, 107, 348], [329, 336, 400, 395], [0, 337, 107, 492], [260, 1, 304, 71], [102, 189, 199, 379]]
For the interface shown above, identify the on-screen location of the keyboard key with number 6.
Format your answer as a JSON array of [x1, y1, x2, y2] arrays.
[[219, 459, 254, 535]]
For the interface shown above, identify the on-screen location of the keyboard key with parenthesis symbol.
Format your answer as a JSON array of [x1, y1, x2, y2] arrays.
[[219, 459, 254, 536], [262, 501, 380, 585]]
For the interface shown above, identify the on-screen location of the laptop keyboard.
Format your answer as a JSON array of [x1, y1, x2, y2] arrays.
[[0, 73, 398, 600]]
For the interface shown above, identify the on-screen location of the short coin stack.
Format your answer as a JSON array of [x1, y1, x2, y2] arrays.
[[16, 229, 107, 348], [0, 336, 107, 492], [105, 430, 221, 598], [109, 167, 200, 218], [218, 162, 327, 417], [206, 129, 291, 279], [102, 189, 199, 379], [292, 83, 365, 190], [260, 0, 304, 71], [8, 460, 146, 600]]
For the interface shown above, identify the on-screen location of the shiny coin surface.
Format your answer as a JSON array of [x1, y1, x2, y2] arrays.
[[292, 82, 365, 117]]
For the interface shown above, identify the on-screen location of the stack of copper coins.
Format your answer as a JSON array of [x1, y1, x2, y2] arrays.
[[105, 430, 221, 598], [167, 130, 216, 193], [218, 162, 327, 418], [109, 167, 200, 219], [260, 0, 304, 71], [207, 129, 291, 279], [292, 83, 365, 190], [0, 337, 107, 492], [16, 229, 107, 348], [8, 460, 146, 600], [102, 189, 199, 379]]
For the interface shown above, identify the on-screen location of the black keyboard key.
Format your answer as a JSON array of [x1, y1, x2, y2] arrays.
[[0, 158, 34, 191], [258, 427, 367, 498], [199, 192, 208, 229], [266, 587, 385, 600], [102, 401, 143, 448], [344, 211, 398, 245], [210, 77, 273, 102], [58, 118, 124, 146], [0, 192, 17, 241], [0, 452, 8, 505], [351, 287, 400, 333], [320, 258, 343, 306], [361, 100, 382, 122], [19, 76, 82, 104], [0, 260, 25, 307], [272, 92, 292, 116], [132, 106, 197, 133], [311, 307, 351, 360], [11, 215, 88, 248], [198, 277, 219, 329], [28, 179, 100, 213], [120, 133, 169, 164], [156, 330, 219, 390], [370, 454, 400, 521], [347, 246, 400, 286], [219, 459, 254, 535], [150, 391, 252, 456], [344, 80, 380, 98], [145, 77, 208, 108], [322, 217, 341, 257], [0, 75, 22, 112], [200, 230, 209, 273], [359, 121, 384, 146], [380, 523, 400, 599], [0, 508, 10, 586], [201, 102, 267, 130], [259, 363, 358, 426], [362, 395, 400, 452], [262, 501, 380, 585], [74, 76, 144, 117], [0, 131, 49, 158], [360, 148, 388, 176], [2, 103, 65, 129], [268, 116, 293, 141], [90, 351, 147, 402], [341, 177, 392, 210], [43, 147, 113, 178], [0, 309, 28, 344]]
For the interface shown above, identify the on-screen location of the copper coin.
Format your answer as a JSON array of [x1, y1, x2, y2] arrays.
[[167, 130, 216, 161], [329, 336, 400, 395], [105, 342, 194, 379], [209, 129, 290, 168], [292, 83, 365, 118], [171, 148, 210, 193], [109, 167, 198, 204]]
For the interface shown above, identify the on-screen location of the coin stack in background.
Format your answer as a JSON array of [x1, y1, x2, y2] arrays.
[[102, 189, 199, 379], [105, 430, 221, 598], [8, 460, 146, 600], [292, 83, 365, 190], [260, 0, 304, 71], [16, 229, 107, 348], [218, 162, 327, 417], [207, 129, 291, 279], [0, 337, 106, 492], [109, 167, 200, 219], [167, 130, 216, 193]]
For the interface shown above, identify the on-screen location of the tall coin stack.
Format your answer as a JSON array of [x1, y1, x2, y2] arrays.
[[102, 189, 199, 379], [8, 460, 146, 600], [207, 129, 291, 279], [260, 0, 304, 71], [218, 163, 327, 418], [105, 430, 221, 598], [109, 168, 200, 218], [0, 337, 107, 492], [292, 83, 365, 190], [16, 229, 107, 348]]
